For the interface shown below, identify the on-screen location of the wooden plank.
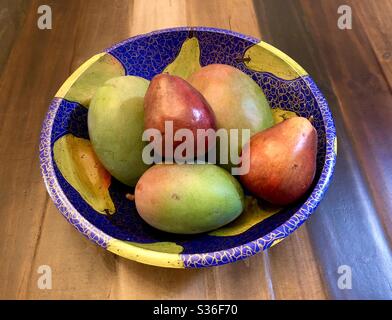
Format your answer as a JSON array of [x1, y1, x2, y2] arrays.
[[0, 0, 337, 299], [267, 228, 327, 299], [14, 0, 133, 300], [356, 0, 392, 89], [301, 0, 392, 299], [186, 0, 260, 36], [0, 0, 84, 299], [301, 0, 392, 241], [0, 0, 28, 76], [253, 0, 392, 299]]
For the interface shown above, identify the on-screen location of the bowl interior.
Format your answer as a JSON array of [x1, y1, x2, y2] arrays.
[[42, 27, 335, 267]]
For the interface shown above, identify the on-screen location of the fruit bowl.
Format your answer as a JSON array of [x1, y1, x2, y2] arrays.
[[39, 27, 337, 268]]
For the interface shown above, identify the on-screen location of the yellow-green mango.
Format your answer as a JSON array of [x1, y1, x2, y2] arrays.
[[53, 134, 115, 214], [188, 64, 274, 169], [135, 164, 245, 234], [88, 76, 150, 186]]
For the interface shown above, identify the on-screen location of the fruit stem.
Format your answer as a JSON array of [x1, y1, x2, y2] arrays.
[[235, 56, 251, 63], [308, 115, 314, 124], [126, 193, 135, 201]]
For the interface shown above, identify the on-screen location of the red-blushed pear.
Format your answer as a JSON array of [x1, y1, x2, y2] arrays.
[[144, 74, 216, 159], [240, 117, 318, 206]]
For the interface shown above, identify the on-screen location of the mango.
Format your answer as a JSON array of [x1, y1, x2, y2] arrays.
[[88, 76, 150, 186], [53, 134, 115, 214], [135, 164, 245, 234], [188, 64, 274, 168]]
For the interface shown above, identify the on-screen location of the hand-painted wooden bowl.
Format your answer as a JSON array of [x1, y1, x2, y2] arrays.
[[40, 27, 337, 268]]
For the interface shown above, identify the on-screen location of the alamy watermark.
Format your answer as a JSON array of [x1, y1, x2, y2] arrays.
[[337, 5, 352, 30], [37, 5, 52, 30], [142, 121, 250, 175], [37, 265, 52, 290], [337, 265, 352, 290]]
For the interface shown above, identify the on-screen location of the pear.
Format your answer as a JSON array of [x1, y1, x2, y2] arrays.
[[144, 74, 216, 159], [240, 117, 317, 205]]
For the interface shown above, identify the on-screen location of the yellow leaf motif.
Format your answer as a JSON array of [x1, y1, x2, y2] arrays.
[[209, 197, 281, 237], [56, 53, 125, 107], [243, 41, 308, 80], [107, 239, 184, 268], [163, 37, 201, 79], [272, 108, 298, 124], [53, 134, 115, 214]]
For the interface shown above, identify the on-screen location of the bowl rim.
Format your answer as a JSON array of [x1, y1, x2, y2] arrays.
[[39, 26, 337, 268]]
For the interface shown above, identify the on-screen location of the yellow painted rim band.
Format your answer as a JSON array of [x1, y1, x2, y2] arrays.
[[270, 238, 284, 247], [107, 239, 185, 268]]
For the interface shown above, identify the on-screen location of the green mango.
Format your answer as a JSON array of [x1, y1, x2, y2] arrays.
[[163, 37, 201, 79], [135, 164, 245, 234], [56, 53, 125, 107], [88, 76, 150, 186]]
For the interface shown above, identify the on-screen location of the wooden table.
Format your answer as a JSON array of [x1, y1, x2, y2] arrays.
[[1, 0, 391, 299]]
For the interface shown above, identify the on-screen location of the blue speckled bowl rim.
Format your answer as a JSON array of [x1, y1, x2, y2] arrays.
[[39, 26, 337, 268]]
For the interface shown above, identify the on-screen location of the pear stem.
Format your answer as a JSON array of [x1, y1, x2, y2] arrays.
[[308, 115, 314, 124]]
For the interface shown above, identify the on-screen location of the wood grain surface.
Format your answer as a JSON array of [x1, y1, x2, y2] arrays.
[[253, 0, 392, 299], [0, 0, 28, 77], [0, 0, 391, 300]]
